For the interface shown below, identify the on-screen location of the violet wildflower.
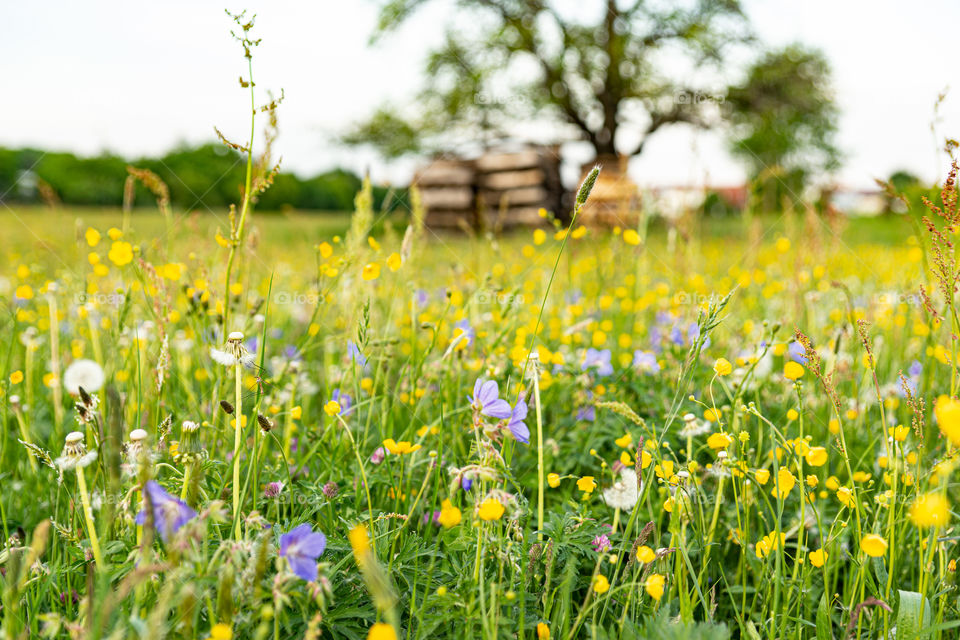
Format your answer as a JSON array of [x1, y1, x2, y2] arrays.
[[788, 341, 808, 364], [581, 348, 613, 376], [279, 523, 327, 582], [506, 398, 530, 444], [577, 405, 596, 422], [136, 480, 197, 542], [632, 350, 660, 374], [469, 378, 513, 419], [331, 389, 353, 416], [370, 447, 386, 464], [347, 341, 367, 368], [451, 319, 475, 350]]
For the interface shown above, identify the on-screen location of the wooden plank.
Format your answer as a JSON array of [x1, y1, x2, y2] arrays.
[[475, 149, 543, 172], [414, 165, 475, 187], [419, 187, 475, 209], [481, 206, 544, 227], [481, 186, 548, 207], [424, 209, 476, 228], [479, 168, 544, 190]]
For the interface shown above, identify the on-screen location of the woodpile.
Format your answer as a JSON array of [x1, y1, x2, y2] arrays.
[[413, 145, 565, 230], [577, 155, 640, 227]]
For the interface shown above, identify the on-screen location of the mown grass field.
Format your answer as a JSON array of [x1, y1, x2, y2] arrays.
[[1, 182, 959, 640]]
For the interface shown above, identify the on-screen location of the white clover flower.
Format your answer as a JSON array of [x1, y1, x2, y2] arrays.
[[63, 359, 105, 396]]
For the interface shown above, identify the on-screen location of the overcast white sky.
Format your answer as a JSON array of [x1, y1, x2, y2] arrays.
[[3, 0, 958, 189]]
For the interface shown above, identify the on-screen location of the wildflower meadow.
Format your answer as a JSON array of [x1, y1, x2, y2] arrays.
[[3, 11, 960, 640]]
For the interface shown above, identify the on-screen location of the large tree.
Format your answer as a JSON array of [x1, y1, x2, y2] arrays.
[[346, 0, 753, 160], [724, 44, 840, 203]]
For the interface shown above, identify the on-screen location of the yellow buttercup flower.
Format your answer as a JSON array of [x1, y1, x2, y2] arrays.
[[935, 396, 960, 446], [9, 370, 23, 385], [438, 499, 462, 528], [324, 400, 341, 416], [367, 622, 397, 640], [108, 241, 134, 267], [805, 447, 827, 466], [536, 622, 550, 639], [622, 229, 640, 246], [808, 549, 828, 568], [362, 262, 381, 281], [909, 493, 950, 528], [770, 468, 796, 499], [645, 574, 665, 601], [836, 487, 855, 508], [577, 476, 597, 493], [477, 498, 505, 521], [636, 545, 655, 563], [592, 574, 610, 594], [15, 285, 34, 300], [386, 252, 402, 271], [85, 227, 101, 247], [209, 623, 233, 640], [755, 531, 785, 559], [713, 358, 732, 376], [860, 534, 888, 558], [783, 361, 804, 381], [707, 432, 734, 451], [382, 439, 422, 455], [547, 473, 561, 488]]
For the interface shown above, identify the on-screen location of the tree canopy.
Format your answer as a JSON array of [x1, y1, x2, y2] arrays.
[[348, 0, 753, 159]]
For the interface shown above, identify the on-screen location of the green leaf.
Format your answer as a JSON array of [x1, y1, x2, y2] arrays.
[[816, 593, 834, 640], [896, 590, 932, 640]]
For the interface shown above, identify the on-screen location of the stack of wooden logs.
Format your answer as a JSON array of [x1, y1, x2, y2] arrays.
[[412, 145, 565, 230], [576, 155, 640, 227]]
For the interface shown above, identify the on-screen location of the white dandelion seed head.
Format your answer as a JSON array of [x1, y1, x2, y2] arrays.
[[602, 468, 639, 511], [63, 359, 105, 396], [210, 346, 237, 367], [228, 331, 245, 342], [129, 429, 148, 442]]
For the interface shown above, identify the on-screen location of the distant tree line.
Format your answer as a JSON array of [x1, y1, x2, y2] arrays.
[[0, 144, 402, 213]]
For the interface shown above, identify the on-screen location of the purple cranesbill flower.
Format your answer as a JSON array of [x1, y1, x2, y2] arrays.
[[279, 523, 327, 582], [370, 447, 386, 464], [347, 341, 367, 368], [332, 389, 353, 415], [578, 391, 596, 422], [582, 348, 613, 376], [669, 326, 685, 346], [506, 398, 529, 444], [469, 378, 513, 419], [788, 341, 807, 364], [414, 289, 430, 308], [632, 350, 660, 374], [135, 480, 197, 542], [461, 476, 473, 491], [452, 319, 475, 348], [908, 360, 922, 378]]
